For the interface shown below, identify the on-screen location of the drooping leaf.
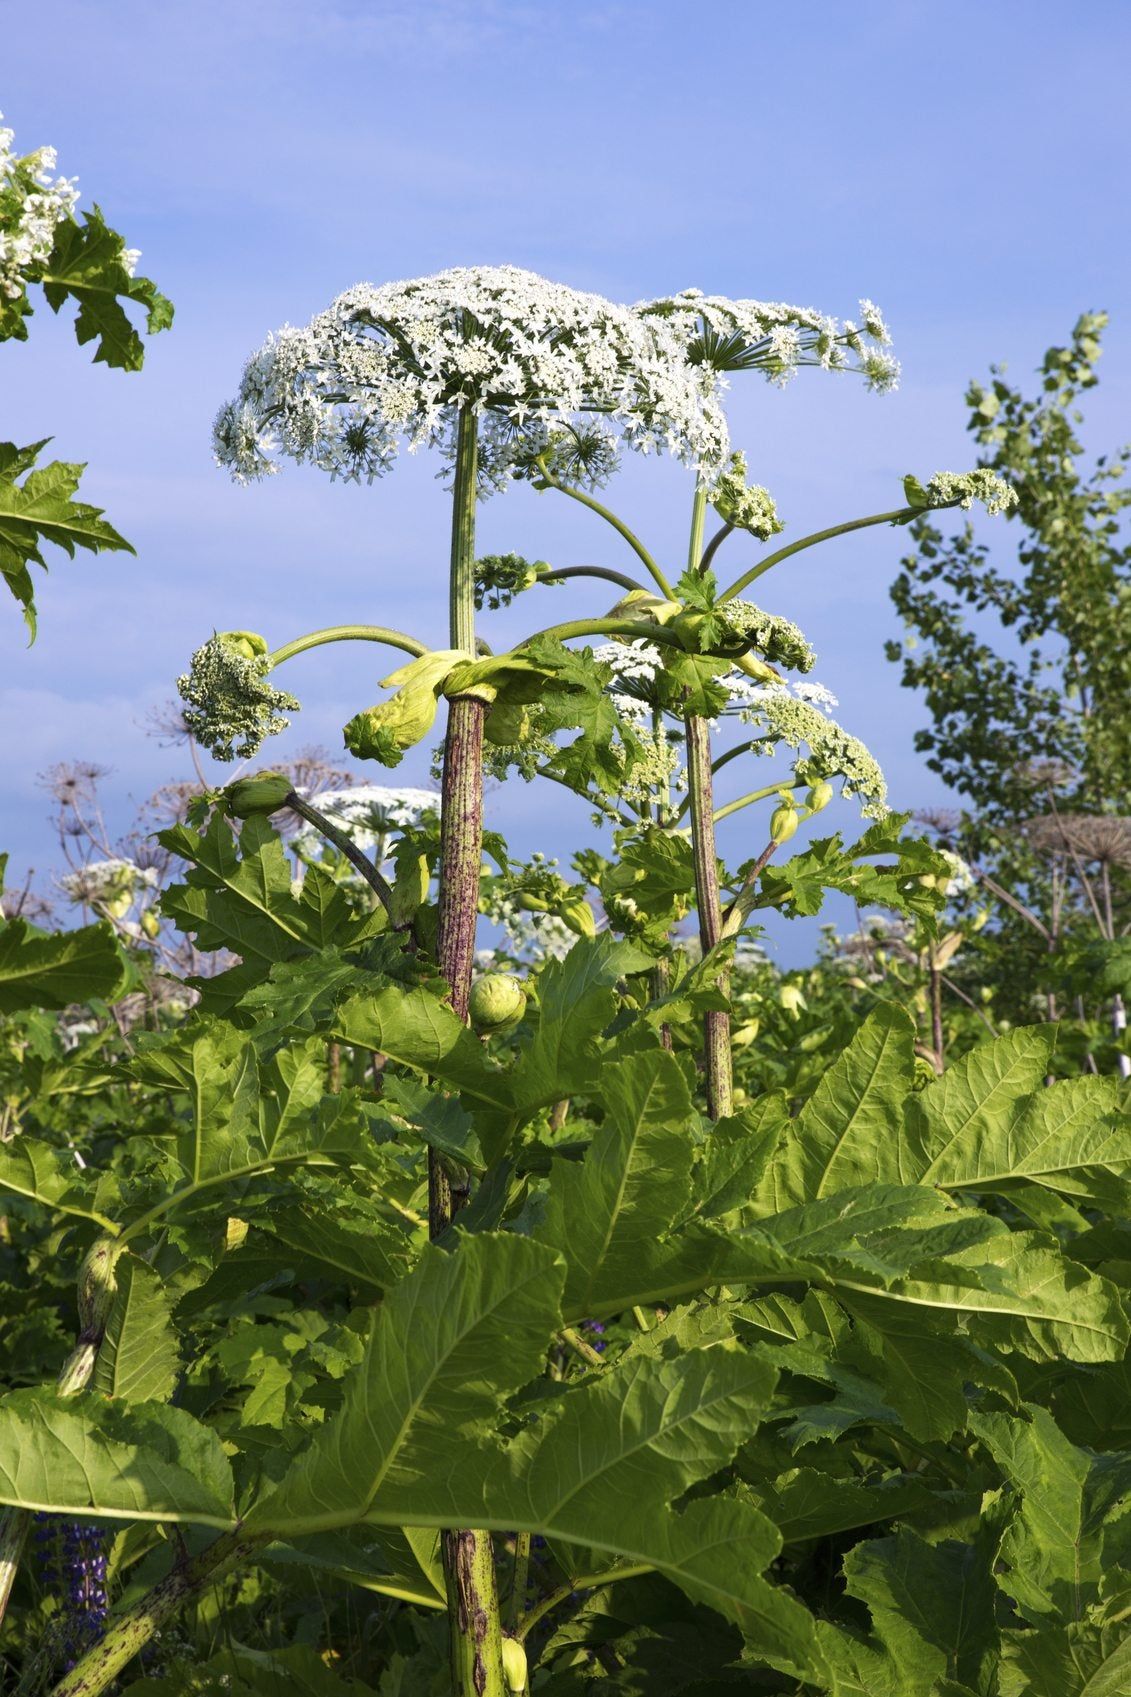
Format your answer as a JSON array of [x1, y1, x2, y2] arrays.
[[0, 1392, 233, 1525], [0, 440, 135, 638]]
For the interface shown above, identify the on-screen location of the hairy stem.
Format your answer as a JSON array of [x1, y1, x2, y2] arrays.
[[284, 791, 399, 921], [435, 403, 506, 1697], [47, 1531, 262, 1697]]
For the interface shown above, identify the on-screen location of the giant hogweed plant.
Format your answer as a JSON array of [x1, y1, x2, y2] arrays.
[[0, 269, 1129, 1697], [0, 110, 172, 637]]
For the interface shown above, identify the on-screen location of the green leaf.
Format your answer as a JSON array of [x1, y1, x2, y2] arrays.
[[536, 1048, 697, 1317], [754, 1004, 915, 1208], [756, 1467, 935, 1543], [0, 443, 134, 638], [904, 1035, 1130, 1208], [92, 1256, 180, 1403], [0, 914, 125, 1010], [843, 1525, 1000, 1697], [246, 1232, 565, 1536], [0, 1137, 117, 1229], [506, 935, 654, 1115], [160, 815, 370, 985], [1001, 1619, 1131, 1697], [754, 818, 947, 922], [0, 1392, 233, 1525], [121, 1025, 377, 1236], [39, 204, 174, 370], [972, 1403, 1131, 1623]]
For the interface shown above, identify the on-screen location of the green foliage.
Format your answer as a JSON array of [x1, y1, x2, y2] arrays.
[[0, 439, 135, 638], [3, 271, 1128, 1697]]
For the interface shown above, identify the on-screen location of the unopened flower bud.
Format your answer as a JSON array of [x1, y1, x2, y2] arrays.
[[770, 799, 800, 844], [77, 1237, 121, 1340], [469, 973, 527, 1033], [805, 780, 834, 815], [501, 1635, 528, 1695], [226, 630, 270, 661], [779, 983, 806, 1018], [224, 772, 293, 818]]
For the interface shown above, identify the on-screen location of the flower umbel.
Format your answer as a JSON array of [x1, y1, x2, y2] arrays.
[[213, 265, 731, 490], [177, 632, 300, 762]]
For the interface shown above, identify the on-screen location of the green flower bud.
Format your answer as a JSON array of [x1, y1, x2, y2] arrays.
[[226, 630, 270, 661], [770, 799, 800, 844], [469, 973, 527, 1033], [501, 1635, 528, 1696], [141, 909, 161, 940], [779, 983, 806, 1018], [224, 771, 294, 818], [805, 780, 834, 814], [77, 1236, 122, 1339]]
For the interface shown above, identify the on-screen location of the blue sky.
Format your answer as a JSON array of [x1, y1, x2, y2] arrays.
[[2, 0, 1128, 961]]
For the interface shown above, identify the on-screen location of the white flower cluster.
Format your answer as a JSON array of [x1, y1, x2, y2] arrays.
[[591, 638, 663, 683], [292, 784, 438, 860], [0, 114, 80, 301], [58, 858, 157, 905], [635, 289, 899, 392], [722, 675, 838, 713], [723, 679, 887, 817], [213, 265, 731, 490], [923, 469, 1017, 516]]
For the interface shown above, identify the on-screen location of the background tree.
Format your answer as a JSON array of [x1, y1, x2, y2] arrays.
[[886, 313, 1131, 1067]]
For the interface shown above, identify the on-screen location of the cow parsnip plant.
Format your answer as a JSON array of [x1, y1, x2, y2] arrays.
[[0, 111, 172, 637], [0, 269, 1128, 1697]]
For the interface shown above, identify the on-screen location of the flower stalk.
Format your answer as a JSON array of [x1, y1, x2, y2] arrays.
[[682, 484, 732, 1119]]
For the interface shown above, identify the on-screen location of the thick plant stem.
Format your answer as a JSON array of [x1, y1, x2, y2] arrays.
[[683, 484, 732, 1120], [436, 695, 487, 1031], [434, 403, 507, 1697], [48, 1531, 261, 1697], [444, 1529, 507, 1697], [685, 712, 732, 1119]]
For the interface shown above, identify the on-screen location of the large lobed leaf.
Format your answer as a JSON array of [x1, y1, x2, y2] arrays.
[[0, 440, 134, 639]]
